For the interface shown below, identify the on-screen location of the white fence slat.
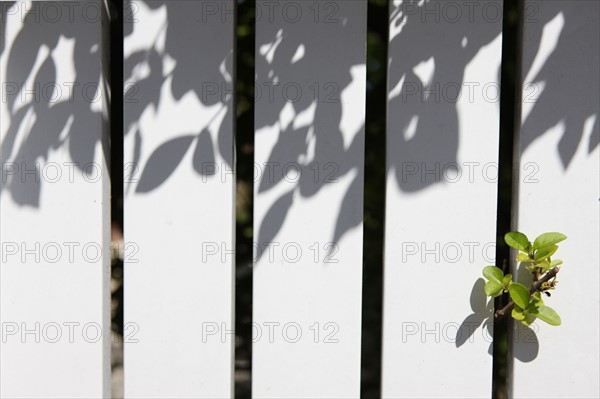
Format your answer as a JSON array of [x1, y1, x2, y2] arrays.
[[0, 1, 110, 397], [252, 1, 367, 397], [381, 1, 503, 397], [512, 1, 599, 397], [123, 1, 235, 397]]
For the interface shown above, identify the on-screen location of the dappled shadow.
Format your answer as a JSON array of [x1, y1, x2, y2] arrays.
[[387, 0, 502, 193], [2, 1, 596, 255], [1, 2, 107, 206], [520, 1, 599, 167], [386, 0, 598, 195], [122, 0, 234, 195], [0, 1, 234, 206], [0, 3, 13, 58], [254, 0, 366, 250]]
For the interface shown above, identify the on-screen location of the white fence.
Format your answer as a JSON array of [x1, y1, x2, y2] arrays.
[[1, 1, 598, 398]]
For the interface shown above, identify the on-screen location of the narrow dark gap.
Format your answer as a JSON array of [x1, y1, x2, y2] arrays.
[[234, 0, 256, 398], [493, 1, 524, 398], [360, 1, 389, 398], [107, 0, 125, 397], [108, 1, 124, 228]]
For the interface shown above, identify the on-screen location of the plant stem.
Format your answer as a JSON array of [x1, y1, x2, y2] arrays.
[[494, 266, 561, 320]]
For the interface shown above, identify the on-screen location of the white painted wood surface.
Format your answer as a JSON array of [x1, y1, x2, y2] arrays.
[[123, 1, 235, 397], [252, 1, 367, 397], [0, 1, 110, 397], [1, 1, 597, 397], [381, 1, 503, 397], [512, 1, 599, 397]]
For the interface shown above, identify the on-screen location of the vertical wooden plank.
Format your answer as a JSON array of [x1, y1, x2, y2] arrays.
[[512, 1, 599, 397], [252, 1, 367, 397], [382, 1, 503, 397], [0, 1, 110, 397], [123, 1, 235, 397]]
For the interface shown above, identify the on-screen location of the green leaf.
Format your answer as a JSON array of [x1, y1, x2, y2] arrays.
[[531, 291, 543, 304], [503, 274, 513, 285], [509, 283, 531, 309], [516, 252, 531, 262], [483, 266, 504, 283], [512, 306, 525, 320], [550, 259, 563, 267], [537, 260, 552, 272], [505, 232, 530, 252], [485, 280, 503, 297], [533, 305, 561, 326], [525, 263, 536, 272], [533, 232, 567, 251], [522, 312, 537, 326], [534, 245, 558, 261]]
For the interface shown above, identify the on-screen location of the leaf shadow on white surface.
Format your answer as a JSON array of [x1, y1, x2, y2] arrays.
[[253, 1, 367, 253], [512, 322, 539, 363], [135, 135, 195, 193], [1, 3, 105, 206], [122, 1, 234, 195], [456, 278, 494, 351], [520, 2, 599, 167], [0, 1, 236, 206]]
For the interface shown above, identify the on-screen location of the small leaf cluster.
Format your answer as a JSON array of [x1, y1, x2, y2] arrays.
[[509, 289, 560, 326], [482, 231, 567, 327], [505, 231, 566, 277]]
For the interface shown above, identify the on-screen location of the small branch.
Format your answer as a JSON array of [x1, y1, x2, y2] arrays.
[[495, 266, 560, 321]]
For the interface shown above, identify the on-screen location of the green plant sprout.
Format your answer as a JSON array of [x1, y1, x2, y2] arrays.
[[482, 231, 567, 326]]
